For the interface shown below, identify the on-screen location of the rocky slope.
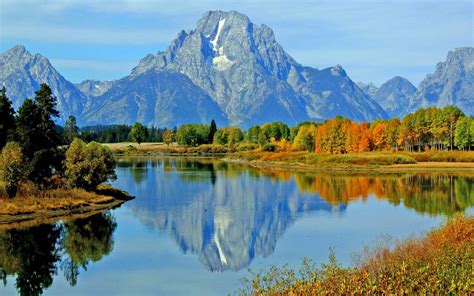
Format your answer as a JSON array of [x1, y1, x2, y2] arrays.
[[357, 81, 378, 98], [373, 76, 417, 118], [76, 79, 114, 97], [405, 47, 474, 116], [0, 45, 87, 123]]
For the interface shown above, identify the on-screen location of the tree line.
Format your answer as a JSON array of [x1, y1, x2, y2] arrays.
[[0, 84, 115, 198], [167, 106, 473, 153], [79, 123, 177, 144]]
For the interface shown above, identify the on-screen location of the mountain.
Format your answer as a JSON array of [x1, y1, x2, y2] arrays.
[[373, 76, 417, 117], [0, 45, 87, 122], [76, 79, 114, 97], [82, 69, 228, 127], [102, 10, 388, 127], [406, 47, 474, 116], [357, 81, 378, 98], [0, 11, 389, 127]]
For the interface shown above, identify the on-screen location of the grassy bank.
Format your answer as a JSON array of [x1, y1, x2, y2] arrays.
[[105, 142, 474, 166], [105, 142, 258, 155], [0, 184, 133, 226], [239, 215, 473, 295], [226, 150, 474, 170]]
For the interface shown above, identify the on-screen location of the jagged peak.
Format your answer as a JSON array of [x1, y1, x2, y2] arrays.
[[330, 64, 347, 77], [2, 44, 30, 58], [445, 47, 474, 65]]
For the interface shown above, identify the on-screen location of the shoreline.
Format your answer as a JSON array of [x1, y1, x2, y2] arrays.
[[222, 157, 474, 173], [0, 186, 134, 227]]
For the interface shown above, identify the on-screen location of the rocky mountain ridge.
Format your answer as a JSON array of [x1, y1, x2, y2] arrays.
[[1, 11, 472, 127]]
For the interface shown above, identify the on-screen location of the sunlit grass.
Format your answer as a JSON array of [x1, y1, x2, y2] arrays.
[[0, 183, 129, 216]]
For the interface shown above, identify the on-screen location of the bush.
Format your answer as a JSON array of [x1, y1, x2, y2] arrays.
[[262, 143, 276, 152], [0, 142, 24, 198], [189, 144, 229, 154], [65, 139, 116, 191], [237, 143, 259, 151]]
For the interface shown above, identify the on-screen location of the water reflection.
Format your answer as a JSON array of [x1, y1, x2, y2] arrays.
[[115, 157, 474, 272], [0, 212, 116, 296]]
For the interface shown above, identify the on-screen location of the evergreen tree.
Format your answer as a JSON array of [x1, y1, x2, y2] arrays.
[[208, 119, 217, 144], [15, 84, 62, 186], [64, 115, 79, 144], [0, 87, 16, 149]]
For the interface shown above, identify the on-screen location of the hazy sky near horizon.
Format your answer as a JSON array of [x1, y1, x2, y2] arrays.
[[1, 0, 472, 85]]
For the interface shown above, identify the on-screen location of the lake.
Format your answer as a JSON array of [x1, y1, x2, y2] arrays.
[[1, 157, 473, 295]]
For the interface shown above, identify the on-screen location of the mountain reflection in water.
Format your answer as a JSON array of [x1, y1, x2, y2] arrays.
[[115, 157, 474, 272]]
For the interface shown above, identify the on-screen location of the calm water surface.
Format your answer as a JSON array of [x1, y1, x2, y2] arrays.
[[1, 157, 473, 295]]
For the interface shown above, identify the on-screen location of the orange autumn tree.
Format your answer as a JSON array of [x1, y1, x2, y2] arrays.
[[316, 117, 373, 154], [316, 117, 347, 153], [371, 121, 389, 150]]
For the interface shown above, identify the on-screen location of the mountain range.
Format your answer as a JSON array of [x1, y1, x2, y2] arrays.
[[0, 10, 472, 127]]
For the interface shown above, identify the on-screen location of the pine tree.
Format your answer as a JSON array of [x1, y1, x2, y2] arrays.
[[64, 115, 79, 144], [16, 84, 63, 186], [0, 87, 16, 149], [208, 119, 217, 144]]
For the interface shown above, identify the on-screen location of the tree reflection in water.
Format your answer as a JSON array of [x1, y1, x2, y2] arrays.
[[0, 212, 116, 296]]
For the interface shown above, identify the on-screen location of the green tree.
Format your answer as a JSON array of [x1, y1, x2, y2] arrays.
[[208, 119, 217, 144], [227, 126, 244, 146], [247, 126, 261, 144], [442, 105, 464, 151], [15, 84, 62, 186], [64, 115, 79, 144], [65, 139, 116, 191], [0, 142, 24, 198], [0, 87, 16, 149], [129, 122, 147, 145], [176, 124, 210, 146], [454, 117, 472, 151], [162, 129, 175, 145]]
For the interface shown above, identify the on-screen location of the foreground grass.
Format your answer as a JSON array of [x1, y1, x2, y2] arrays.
[[239, 215, 473, 295]]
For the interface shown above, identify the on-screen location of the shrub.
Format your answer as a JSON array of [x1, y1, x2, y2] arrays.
[[262, 143, 276, 152], [237, 143, 259, 151], [190, 144, 229, 154], [0, 142, 24, 198], [65, 139, 116, 191]]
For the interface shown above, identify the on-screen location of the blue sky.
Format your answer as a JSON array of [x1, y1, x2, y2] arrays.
[[1, 0, 472, 85]]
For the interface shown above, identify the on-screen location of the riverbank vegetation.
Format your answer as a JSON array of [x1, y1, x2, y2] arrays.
[[239, 214, 473, 295], [77, 105, 474, 168], [0, 84, 131, 220], [79, 105, 473, 154]]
